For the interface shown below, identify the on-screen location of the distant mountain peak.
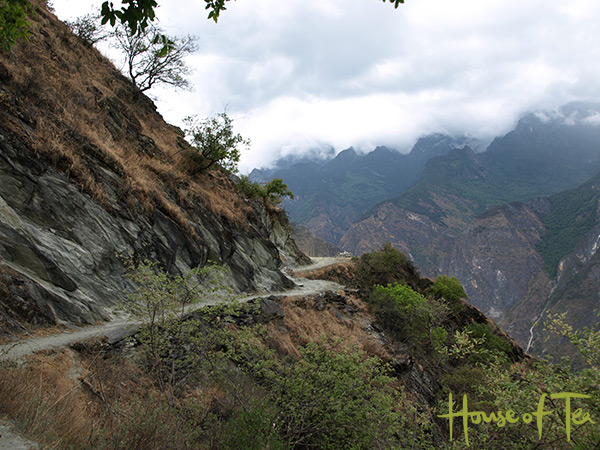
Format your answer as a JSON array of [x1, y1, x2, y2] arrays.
[[371, 145, 394, 155], [336, 147, 357, 156]]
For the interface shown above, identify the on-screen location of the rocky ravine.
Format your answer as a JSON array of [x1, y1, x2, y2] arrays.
[[342, 175, 600, 356], [439, 192, 600, 356], [338, 115, 600, 356], [439, 200, 549, 322]]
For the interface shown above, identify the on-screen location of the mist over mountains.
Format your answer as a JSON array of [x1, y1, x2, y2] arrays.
[[251, 102, 600, 355], [250, 134, 481, 243]]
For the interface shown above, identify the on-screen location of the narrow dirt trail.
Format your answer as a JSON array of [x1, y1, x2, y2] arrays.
[[0, 257, 350, 361], [290, 256, 349, 273], [0, 256, 351, 448]]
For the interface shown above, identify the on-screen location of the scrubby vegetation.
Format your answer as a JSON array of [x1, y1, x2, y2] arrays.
[[354, 241, 423, 289], [2, 4, 600, 447], [431, 275, 467, 313], [2, 245, 599, 449], [369, 282, 433, 346]]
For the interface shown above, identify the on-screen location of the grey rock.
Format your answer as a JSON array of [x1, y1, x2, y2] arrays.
[[0, 116, 305, 331], [258, 297, 285, 320]]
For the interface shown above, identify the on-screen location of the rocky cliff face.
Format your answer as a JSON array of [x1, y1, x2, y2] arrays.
[[437, 175, 600, 355], [0, 1, 306, 336], [439, 200, 548, 321], [534, 196, 600, 355], [264, 209, 312, 267], [428, 183, 600, 356]]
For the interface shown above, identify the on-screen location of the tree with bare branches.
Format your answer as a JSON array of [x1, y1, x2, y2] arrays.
[[112, 22, 198, 93]]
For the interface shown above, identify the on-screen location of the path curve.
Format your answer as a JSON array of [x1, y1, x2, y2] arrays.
[[291, 256, 350, 274], [0, 256, 352, 449], [0, 257, 351, 361]]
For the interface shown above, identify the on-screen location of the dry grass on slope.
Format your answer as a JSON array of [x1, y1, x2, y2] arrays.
[[0, 0, 251, 231], [266, 294, 392, 362], [0, 291, 394, 448], [0, 343, 228, 449], [0, 349, 100, 448]]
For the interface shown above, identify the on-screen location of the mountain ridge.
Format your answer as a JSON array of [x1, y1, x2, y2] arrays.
[[251, 134, 473, 244]]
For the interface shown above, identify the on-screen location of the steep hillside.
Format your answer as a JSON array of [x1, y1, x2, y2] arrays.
[[2, 245, 552, 450], [440, 200, 547, 319], [438, 175, 600, 356], [0, 0, 307, 336], [338, 108, 600, 355], [340, 147, 489, 269]]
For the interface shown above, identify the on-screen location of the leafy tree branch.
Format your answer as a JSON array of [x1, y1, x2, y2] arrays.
[[0, 0, 34, 51], [183, 113, 249, 175]]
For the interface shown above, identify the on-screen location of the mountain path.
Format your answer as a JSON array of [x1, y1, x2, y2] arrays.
[[0, 257, 350, 361], [0, 257, 349, 449]]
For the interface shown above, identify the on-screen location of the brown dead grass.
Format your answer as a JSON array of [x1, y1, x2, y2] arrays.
[[0, 291, 393, 448], [0, 348, 100, 448], [266, 295, 392, 362], [192, 171, 252, 226], [0, 341, 230, 449]]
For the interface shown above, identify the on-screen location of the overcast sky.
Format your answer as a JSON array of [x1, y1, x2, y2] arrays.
[[51, 0, 600, 172]]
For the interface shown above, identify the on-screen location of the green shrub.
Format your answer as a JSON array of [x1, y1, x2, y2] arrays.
[[431, 326, 448, 354], [431, 275, 466, 302], [220, 403, 287, 450], [465, 322, 511, 363], [369, 282, 432, 345], [355, 242, 420, 289], [441, 365, 491, 400], [261, 340, 411, 449], [372, 283, 428, 311], [0, 0, 34, 51], [431, 275, 466, 313], [264, 178, 294, 205], [183, 113, 249, 175], [236, 174, 264, 199], [236, 175, 294, 205], [120, 259, 237, 389]]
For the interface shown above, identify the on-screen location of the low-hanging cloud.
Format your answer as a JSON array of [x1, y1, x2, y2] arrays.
[[52, 0, 600, 172]]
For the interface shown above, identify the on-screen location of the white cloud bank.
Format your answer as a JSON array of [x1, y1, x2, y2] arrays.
[[52, 0, 600, 172]]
